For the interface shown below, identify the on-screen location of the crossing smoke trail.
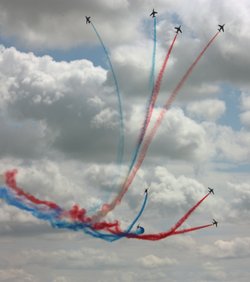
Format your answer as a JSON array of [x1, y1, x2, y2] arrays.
[[126, 193, 211, 240], [90, 22, 124, 165], [172, 224, 213, 235], [4, 169, 61, 211], [98, 32, 220, 216], [0, 20, 219, 242], [69, 191, 212, 242], [1, 171, 212, 241], [75, 192, 212, 241], [170, 193, 210, 232], [128, 32, 178, 174], [1, 170, 148, 241]]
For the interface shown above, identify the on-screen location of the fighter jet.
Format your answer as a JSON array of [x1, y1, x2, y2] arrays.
[[218, 24, 225, 32], [150, 9, 158, 18], [208, 187, 214, 195], [136, 224, 145, 234], [212, 219, 218, 227], [175, 25, 182, 34], [144, 186, 150, 194], [85, 16, 91, 24]]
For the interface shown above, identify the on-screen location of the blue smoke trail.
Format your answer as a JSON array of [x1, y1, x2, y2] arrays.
[[149, 17, 157, 91], [0, 185, 148, 242], [90, 22, 124, 165], [53, 191, 148, 242], [107, 191, 148, 242], [0, 187, 61, 221], [127, 17, 157, 175]]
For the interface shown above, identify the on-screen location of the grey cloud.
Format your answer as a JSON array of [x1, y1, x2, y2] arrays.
[[200, 237, 250, 259], [186, 99, 226, 121], [0, 46, 125, 162], [0, 0, 140, 49], [0, 118, 49, 159], [137, 254, 178, 268], [202, 122, 250, 163], [11, 247, 123, 270], [0, 268, 36, 282]]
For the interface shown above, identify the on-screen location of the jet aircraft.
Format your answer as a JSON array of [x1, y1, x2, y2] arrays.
[[212, 219, 218, 227], [85, 16, 91, 24], [218, 24, 225, 32], [208, 187, 214, 195], [136, 224, 145, 234], [145, 186, 150, 194], [150, 9, 158, 18], [175, 25, 182, 33]]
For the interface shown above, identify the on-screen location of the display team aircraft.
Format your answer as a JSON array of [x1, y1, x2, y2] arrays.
[[150, 9, 158, 18]]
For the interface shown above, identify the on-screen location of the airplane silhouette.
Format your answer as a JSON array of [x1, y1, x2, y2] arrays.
[[212, 219, 218, 227], [218, 24, 225, 32], [175, 25, 182, 34], [150, 9, 158, 18], [85, 16, 91, 24], [144, 186, 150, 194], [136, 224, 145, 234], [208, 187, 214, 195]]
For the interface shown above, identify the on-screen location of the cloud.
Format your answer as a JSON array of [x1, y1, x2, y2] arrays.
[[202, 262, 227, 281], [139, 166, 207, 217], [186, 99, 226, 121], [53, 277, 69, 282], [0, 268, 36, 282], [202, 122, 250, 163], [228, 182, 250, 220], [137, 254, 177, 268], [240, 92, 250, 128], [240, 111, 250, 128], [0, 45, 126, 161], [0, 2, 250, 281], [0, 0, 140, 49], [10, 247, 123, 270], [127, 107, 213, 163], [241, 92, 250, 111], [200, 237, 250, 259]]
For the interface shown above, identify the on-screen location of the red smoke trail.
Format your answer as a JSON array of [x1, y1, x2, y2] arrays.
[[4, 170, 122, 232], [127, 33, 178, 176], [126, 193, 211, 240], [138, 33, 178, 148], [3, 170, 213, 240], [126, 224, 213, 241], [4, 170, 61, 210], [172, 224, 213, 235], [101, 32, 220, 212], [170, 193, 210, 232], [121, 34, 178, 217]]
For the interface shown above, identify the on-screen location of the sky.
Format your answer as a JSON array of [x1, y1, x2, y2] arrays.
[[0, 0, 250, 281]]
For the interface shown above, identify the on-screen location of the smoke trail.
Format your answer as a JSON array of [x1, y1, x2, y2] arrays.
[[1, 178, 212, 242], [3, 170, 120, 231], [126, 193, 212, 240], [101, 32, 220, 212], [96, 193, 213, 241], [108, 191, 148, 241], [1, 170, 148, 242], [170, 193, 210, 232], [4, 170, 61, 211], [91, 22, 124, 165], [0, 187, 61, 221], [83, 192, 148, 242], [149, 17, 157, 91], [127, 33, 178, 174], [172, 224, 213, 235]]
